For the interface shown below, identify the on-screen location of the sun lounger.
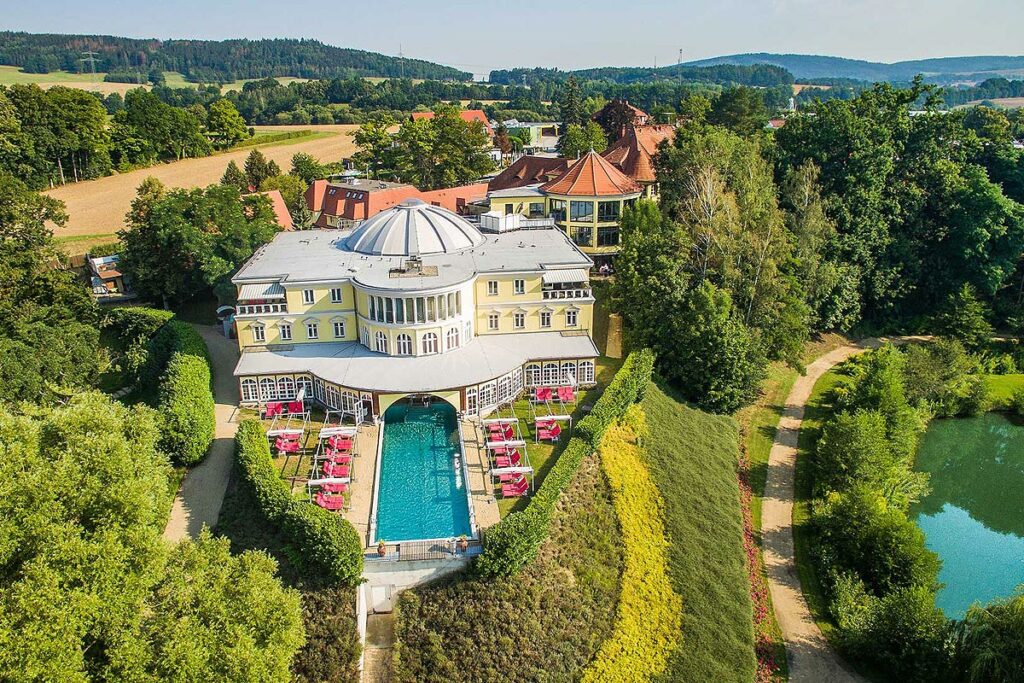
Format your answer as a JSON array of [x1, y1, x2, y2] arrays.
[[264, 402, 284, 418], [315, 491, 345, 511], [495, 450, 521, 469], [537, 423, 562, 442], [287, 400, 304, 414], [557, 386, 575, 403], [328, 435, 353, 449], [321, 482, 348, 495], [324, 449, 353, 464], [322, 462, 350, 478], [274, 437, 301, 453], [501, 476, 529, 498]]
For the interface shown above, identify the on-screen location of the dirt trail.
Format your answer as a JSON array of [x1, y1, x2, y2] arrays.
[[45, 125, 358, 240]]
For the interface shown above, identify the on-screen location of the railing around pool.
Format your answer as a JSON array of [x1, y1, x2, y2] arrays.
[[456, 419, 478, 540], [367, 416, 386, 546], [366, 538, 482, 562]]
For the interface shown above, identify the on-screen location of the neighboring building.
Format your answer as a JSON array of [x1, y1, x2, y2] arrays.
[[305, 178, 487, 229], [601, 123, 675, 199], [486, 150, 641, 265], [231, 199, 597, 417], [488, 155, 572, 192], [88, 254, 133, 301], [766, 118, 787, 130], [255, 189, 294, 231], [410, 109, 494, 136], [501, 120, 560, 152], [592, 99, 651, 131]]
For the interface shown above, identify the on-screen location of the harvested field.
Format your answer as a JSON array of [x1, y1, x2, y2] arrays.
[[44, 125, 359, 248]]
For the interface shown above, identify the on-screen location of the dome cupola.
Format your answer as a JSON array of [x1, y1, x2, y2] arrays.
[[345, 199, 486, 256]]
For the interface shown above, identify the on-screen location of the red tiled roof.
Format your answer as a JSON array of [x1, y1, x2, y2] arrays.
[[488, 156, 573, 192], [540, 150, 641, 197], [592, 100, 650, 126], [311, 181, 487, 227], [410, 109, 494, 136], [257, 190, 294, 231], [418, 183, 489, 212], [305, 179, 328, 212], [601, 124, 675, 183]]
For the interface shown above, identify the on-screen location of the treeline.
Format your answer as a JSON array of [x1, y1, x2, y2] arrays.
[[489, 62, 794, 87], [612, 81, 1024, 414], [0, 84, 249, 189], [0, 31, 470, 81], [943, 77, 1024, 107]]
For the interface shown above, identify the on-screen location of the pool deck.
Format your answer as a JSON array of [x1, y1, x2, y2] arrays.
[[461, 419, 502, 534]]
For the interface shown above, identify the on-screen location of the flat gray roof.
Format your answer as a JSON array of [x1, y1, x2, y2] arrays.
[[234, 332, 599, 393], [233, 227, 593, 291]]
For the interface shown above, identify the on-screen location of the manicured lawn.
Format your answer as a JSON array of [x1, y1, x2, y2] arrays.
[[642, 381, 757, 683], [792, 367, 853, 639], [214, 466, 362, 683], [985, 373, 1024, 408], [393, 451, 622, 682]]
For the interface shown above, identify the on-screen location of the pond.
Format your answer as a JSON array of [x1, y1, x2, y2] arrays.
[[910, 412, 1024, 619]]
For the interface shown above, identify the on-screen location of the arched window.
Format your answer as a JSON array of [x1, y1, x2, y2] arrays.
[[525, 364, 542, 386], [259, 378, 277, 401], [542, 362, 560, 385], [446, 327, 459, 350], [296, 376, 313, 400], [422, 332, 438, 354], [375, 331, 389, 354], [560, 361, 577, 385], [396, 333, 412, 355], [277, 376, 296, 399], [241, 378, 258, 402], [579, 360, 595, 384]]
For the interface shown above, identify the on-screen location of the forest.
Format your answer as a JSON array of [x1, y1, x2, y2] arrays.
[[0, 31, 471, 81]]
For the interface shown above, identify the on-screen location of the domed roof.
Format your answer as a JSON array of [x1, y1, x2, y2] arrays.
[[345, 199, 486, 256]]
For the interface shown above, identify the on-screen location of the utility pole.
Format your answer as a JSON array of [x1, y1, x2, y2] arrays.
[[678, 48, 683, 66], [80, 50, 100, 83], [399, 43, 405, 80]]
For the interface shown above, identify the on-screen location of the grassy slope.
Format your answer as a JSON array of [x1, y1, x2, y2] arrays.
[[985, 373, 1024, 408], [393, 454, 622, 682], [642, 381, 757, 683], [214, 466, 361, 683]]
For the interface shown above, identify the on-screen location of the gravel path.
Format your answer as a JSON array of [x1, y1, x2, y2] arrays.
[[46, 125, 359, 239], [163, 324, 241, 542], [761, 342, 878, 683]]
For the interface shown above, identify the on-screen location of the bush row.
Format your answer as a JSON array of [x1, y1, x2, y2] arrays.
[[144, 320, 210, 387], [158, 354, 215, 466], [235, 419, 364, 586], [475, 349, 655, 578], [582, 409, 682, 683], [101, 307, 175, 381]]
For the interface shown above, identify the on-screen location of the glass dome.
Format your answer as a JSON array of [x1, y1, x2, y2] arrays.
[[345, 199, 486, 256]]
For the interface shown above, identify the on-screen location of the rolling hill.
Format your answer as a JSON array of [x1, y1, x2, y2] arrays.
[[0, 31, 471, 83], [684, 53, 1024, 84]]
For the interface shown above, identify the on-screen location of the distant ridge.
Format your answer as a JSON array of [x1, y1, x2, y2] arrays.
[[683, 53, 1024, 84], [0, 31, 472, 83]]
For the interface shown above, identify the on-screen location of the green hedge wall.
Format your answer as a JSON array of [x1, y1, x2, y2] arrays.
[[159, 354, 215, 466], [235, 419, 364, 586], [476, 349, 656, 577], [143, 320, 210, 388]]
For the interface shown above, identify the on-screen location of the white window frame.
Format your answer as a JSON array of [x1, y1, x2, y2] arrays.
[[259, 377, 278, 401], [488, 312, 499, 331], [333, 320, 346, 338], [513, 312, 525, 329], [514, 279, 525, 295], [540, 311, 551, 328], [306, 322, 319, 339], [302, 289, 315, 305], [579, 360, 595, 384], [241, 378, 258, 402], [525, 364, 541, 386], [446, 327, 459, 350], [330, 287, 343, 303], [487, 280, 498, 296], [396, 333, 413, 355], [566, 308, 579, 327], [422, 332, 438, 354], [542, 362, 560, 385], [375, 331, 389, 354], [252, 324, 266, 342], [279, 322, 292, 341]]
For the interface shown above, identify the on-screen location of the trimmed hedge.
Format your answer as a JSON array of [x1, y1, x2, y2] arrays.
[[476, 349, 655, 577], [159, 354, 215, 466], [235, 419, 364, 586], [144, 320, 210, 388]]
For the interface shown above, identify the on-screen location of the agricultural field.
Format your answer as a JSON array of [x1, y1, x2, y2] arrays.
[[0, 66, 312, 94], [45, 125, 359, 253]]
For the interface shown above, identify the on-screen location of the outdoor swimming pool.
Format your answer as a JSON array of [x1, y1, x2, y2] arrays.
[[373, 401, 473, 543], [910, 412, 1024, 618]]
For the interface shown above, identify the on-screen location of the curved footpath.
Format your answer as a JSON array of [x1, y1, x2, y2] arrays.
[[761, 342, 879, 683], [163, 324, 241, 542]]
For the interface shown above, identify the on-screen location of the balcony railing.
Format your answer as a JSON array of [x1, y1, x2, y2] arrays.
[[237, 302, 288, 316], [542, 288, 592, 300]]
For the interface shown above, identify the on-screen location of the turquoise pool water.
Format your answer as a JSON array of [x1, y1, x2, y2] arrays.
[[374, 401, 472, 542], [910, 412, 1024, 618]]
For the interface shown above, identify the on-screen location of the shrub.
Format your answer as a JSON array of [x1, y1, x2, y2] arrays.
[[234, 419, 363, 586], [581, 415, 682, 682], [476, 349, 655, 578], [858, 586, 949, 683], [143, 320, 210, 387], [814, 410, 893, 496], [1010, 387, 1024, 417], [158, 354, 215, 466], [102, 307, 175, 380]]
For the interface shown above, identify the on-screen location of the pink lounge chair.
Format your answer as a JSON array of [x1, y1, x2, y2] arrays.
[[557, 386, 575, 403], [321, 482, 348, 494], [502, 476, 529, 498], [287, 400, 304, 414], [315, 491, 345, 511], [322, 462, 350, 478], [538, 423, 562, 442], [275, 437, 300, 453], [264, 402, 284, 418], [324, 449, 353, 464], [495, 450, 522, 469], [539, 387, 553, 402], [328, 435, 353, 449]]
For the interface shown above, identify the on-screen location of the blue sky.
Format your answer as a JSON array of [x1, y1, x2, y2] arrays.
[[3, 0, 1022, 77]]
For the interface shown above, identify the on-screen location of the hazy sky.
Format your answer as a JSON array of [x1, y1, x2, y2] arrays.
[[4, 0, 1022, 78]]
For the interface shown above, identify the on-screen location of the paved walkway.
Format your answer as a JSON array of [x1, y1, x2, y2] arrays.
[[761, 342, 879, 683], [164, 325, 241, 542]]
